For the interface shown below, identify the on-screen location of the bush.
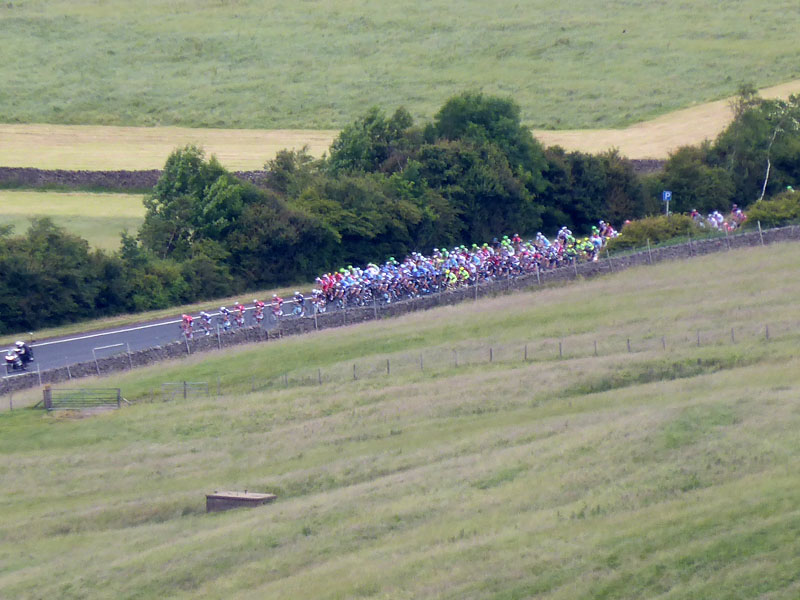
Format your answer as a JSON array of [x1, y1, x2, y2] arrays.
[[745, 190, 800, 229], [607, 214, 701, 251]]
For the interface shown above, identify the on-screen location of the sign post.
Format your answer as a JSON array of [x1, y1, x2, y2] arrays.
[[662, 190, 672, 216]]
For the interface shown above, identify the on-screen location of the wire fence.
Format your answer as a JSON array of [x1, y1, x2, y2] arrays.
[[136, 317, 798, 403]]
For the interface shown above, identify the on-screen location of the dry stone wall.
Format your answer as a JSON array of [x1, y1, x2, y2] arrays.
[[0, 162, 661, 192], [3, 224, 799, 395], [0, 167, 268, 191]]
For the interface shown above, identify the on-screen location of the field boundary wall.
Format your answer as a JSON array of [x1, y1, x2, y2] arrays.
[[0, 162, 662, 192], [2, 223, 798, 395]]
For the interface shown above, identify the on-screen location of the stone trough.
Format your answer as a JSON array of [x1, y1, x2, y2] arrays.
[[206, 491, 277, 513]]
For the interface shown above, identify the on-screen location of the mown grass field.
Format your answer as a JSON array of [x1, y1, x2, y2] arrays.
[[3, 80, 800, 170], [0, 124, 337, 171], [2, 243, 799, 598], [2, 0, 799, 131], [0, 190, 146, 251]]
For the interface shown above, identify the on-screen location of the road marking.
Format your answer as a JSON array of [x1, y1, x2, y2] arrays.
[[29, 302, 303, 349], [33, 318, 186, 347]]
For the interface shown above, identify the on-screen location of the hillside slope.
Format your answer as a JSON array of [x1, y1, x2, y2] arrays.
[[1, 79, 798, 171], [1, 243, 799, 598]]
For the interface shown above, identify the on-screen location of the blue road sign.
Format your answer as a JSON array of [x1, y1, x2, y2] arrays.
[[662, 190, 672, 203]]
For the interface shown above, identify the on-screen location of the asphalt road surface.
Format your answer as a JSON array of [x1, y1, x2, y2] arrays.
[[9, 302, 310, 374]]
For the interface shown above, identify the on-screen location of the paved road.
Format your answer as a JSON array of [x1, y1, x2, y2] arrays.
[[7, 302, 308, 374]]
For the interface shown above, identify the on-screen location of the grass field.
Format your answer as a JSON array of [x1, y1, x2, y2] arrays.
[[2, 0, 799, 132], [0, 190, 145, 251], [1, 80, 798, 171], [2, 243, 799, 598], [0, 125, 337, 171]]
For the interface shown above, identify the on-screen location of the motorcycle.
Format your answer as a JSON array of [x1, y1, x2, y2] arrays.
[[5, 350, 25, 373]]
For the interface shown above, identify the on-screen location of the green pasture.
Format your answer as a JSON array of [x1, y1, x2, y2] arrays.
[[1, 0, 799, 130], [2, 243, 800, 598], [0, 190, 145, 251]]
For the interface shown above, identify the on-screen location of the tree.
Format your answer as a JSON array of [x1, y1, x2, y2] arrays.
[[651, 144, 734, 214], [431, 91, 547, 194], [327, 107, 414, 175], [414, 139, 542, 241], [139, 145, 227, 259], [711, 92, 800, 205]]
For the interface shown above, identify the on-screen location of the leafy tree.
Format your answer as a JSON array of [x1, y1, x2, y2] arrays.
[[430, 91, 547, 194], [0, 219, 105, 331], [600, 150, 649, 223], [226, 192, 340, 287], [648, 143, 734, 214], [264, 148, 320, 197], [540, 147, 609, 231], [139, 145, 227, 258], [711, 91, 800, 204], [327, 107, 414, 175], [414, 139, 542, 241], [746, 188, 800, 228]]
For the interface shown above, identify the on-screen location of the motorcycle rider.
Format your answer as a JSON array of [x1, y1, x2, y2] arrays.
[[14, 340, 34, 365]]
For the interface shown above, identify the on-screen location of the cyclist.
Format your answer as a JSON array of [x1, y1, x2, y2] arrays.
[[253, 298, 266, 324], [233, 300, 246, 327], [180, 314, 194, 340], [219, 306, 232, 332], [271, 294, 284, 318], [291, 291, 305, 316], [199, 311, 213, 335]]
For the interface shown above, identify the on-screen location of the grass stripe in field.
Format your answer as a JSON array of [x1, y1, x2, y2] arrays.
[[0, 190, 145, 251], [1, 81, 798, 170]]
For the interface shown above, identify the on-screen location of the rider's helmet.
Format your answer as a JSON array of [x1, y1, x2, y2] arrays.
[[273, 294, 278, 298], [15, 341, 23, 348], [253, 299, 258, 303]]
